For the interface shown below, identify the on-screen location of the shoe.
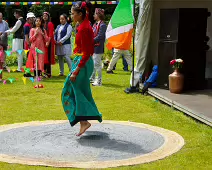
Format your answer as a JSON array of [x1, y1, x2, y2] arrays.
[[90, 78, 95, 83], [24, 73, 33, 77], [106, 70, 114, 74], [44, 73, 51, 78], [124, 86, 139, 94], [92, 80, 102, 86], [58, 73, 64, 76], [15, 70, 22, 73]]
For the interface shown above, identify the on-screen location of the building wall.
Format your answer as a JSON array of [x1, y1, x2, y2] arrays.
[[149, 0, 212, 78]]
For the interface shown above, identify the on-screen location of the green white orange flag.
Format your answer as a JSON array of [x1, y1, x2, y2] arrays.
[[106, 0, 134, 50]]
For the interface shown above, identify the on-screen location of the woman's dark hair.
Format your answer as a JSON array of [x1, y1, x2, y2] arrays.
[[60, 14, 68, 20], [33, 17, 45, 33], [42, 12, 50, 22], [72, 0, 92, 21], [98, 14, 105, 21], [14, 9, 23, 16], [42, 12, 50, 31]]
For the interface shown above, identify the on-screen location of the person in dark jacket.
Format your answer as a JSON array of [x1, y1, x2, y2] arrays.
[[90, 8, 107, 86], [6, 9, 25, 72]]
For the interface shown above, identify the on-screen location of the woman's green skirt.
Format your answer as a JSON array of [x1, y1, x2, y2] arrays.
[[61, 56, 102, 126]]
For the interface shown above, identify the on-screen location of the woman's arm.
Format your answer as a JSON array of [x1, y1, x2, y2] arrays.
[[70, 28, 94, 82], [6, 20, 21, 34], [94, 23, 107, 43], [29, 28, 36, 43], [70, 29, 94, 81], [48, 22, 54, 41], [54, 25, 59, 42], [43, 30, 50, 46], [78, 28, 94, 68], [24, 26, 30, 45], [59, 25, 72, 44]]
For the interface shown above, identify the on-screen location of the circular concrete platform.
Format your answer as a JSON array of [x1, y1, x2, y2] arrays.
[[0, 120, 184, 168]]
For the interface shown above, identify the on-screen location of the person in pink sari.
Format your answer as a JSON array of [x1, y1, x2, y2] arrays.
[[26, 17, 49, 79]]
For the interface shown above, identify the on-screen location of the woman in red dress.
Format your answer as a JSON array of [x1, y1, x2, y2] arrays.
[[42, 12, 55, 78], [61, 0, 102, 136]]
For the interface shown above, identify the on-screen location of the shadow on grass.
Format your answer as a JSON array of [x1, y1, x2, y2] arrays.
[[43, 76, 67, 83], [103, 83, 125, 88]]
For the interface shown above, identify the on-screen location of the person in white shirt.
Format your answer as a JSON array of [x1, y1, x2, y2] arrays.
[[6, 9, 25, 72]]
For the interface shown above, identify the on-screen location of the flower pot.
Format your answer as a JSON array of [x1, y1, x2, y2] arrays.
[[169, 69, 184, 94]]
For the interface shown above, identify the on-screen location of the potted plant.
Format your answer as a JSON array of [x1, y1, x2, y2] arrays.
[[169, 58, 184, 93]]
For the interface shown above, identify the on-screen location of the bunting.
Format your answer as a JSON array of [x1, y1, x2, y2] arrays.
[[0, 1, 118, 5]]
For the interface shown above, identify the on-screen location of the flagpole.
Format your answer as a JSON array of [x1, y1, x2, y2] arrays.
[[35, 48, 38, 90], [124, 0, 138, 94], [132, 0, 136, 87]]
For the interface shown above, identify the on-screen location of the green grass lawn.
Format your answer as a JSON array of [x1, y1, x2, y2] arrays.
[[0, 61, 212, 170]]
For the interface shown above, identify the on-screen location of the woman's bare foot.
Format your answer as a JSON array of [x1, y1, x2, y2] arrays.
[[76, 121, 91, 136]]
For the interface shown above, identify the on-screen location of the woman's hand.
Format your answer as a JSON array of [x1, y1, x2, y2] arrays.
[[35, 28, 40, 36], [58, 42, 63, 46], [46, 42, 49, 47], [70, 74, 77, 82], [70, 67, 81, 82]]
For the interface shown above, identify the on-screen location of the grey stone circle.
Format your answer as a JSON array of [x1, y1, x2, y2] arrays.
[[0, 122, 165, 162]]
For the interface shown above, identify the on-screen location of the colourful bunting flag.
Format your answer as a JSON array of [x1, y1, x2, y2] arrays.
[[22, 77, 27, 85], [24, 68, 31, 74], [12, 69, 16, 72], [0, 69, 2, 74], [5, 50, 11, 56], [0, 1, 118, 6], [7, 68, 10, 73], [30, 77, 34, 82], [8, 78, 15, 83], [24, 50, 29, 55], [36, 48, 44, 54], [37, 77, 41, 82], [21, 68, 25, 72], [17, 49, 23, 55]]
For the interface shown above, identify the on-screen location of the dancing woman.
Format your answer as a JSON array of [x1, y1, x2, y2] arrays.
[[61, 1, 102, 136]]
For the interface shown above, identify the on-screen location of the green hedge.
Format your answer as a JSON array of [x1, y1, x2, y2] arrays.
[[5, 52, 27, 66]]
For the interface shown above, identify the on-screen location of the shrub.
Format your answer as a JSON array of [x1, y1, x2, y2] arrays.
[[5, 52, 27, 67]]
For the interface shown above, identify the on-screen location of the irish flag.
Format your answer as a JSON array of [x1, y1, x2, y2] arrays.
[[106, 0, 134, 50]]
